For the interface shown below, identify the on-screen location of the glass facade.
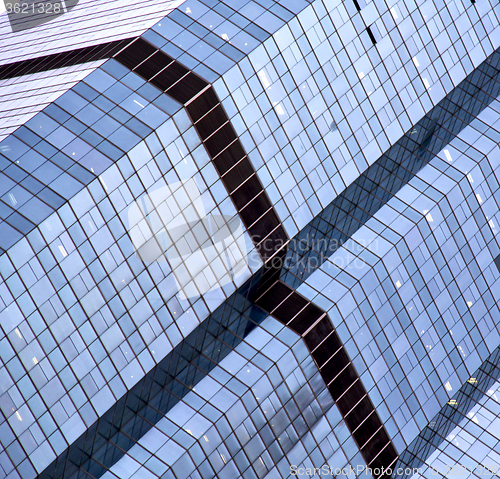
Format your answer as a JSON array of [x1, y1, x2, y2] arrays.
[[395, 345, 500, 479], [297, 96, 500, 456], [98, 316, 342, 479], [0, 0, 186, 138], [1, 0, 500, 479]]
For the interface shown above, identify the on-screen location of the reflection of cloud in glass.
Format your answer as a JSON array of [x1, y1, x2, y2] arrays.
[[128, 179, 249, 300], [4, 0, 79, 33]]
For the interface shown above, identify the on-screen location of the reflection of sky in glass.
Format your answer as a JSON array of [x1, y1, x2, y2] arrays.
[[409, 378, 500, 479], [128, 178, 250, 300], [98, 317, 349, 479]]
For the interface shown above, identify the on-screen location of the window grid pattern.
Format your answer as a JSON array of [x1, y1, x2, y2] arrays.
[[395, 345, 500, 479], [0, 61, 105, 143], [88, 317, 373, 479], [0, 0, 187, 138], [36, 278, 265, 479], [280, 47, 500, 290], [297, 96, 500, 457], [0, 52, 182, 254], [0, 56, 260, 477], [202, 0, 499, 237], [111, 35, 398, 476], [2, 0, 500, 476], [255, 281, 398, 474]]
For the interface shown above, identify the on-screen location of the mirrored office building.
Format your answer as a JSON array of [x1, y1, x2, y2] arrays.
[[1, 0, 500, 478]]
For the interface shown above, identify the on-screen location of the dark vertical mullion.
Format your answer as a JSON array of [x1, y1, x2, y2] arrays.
[[254, 281, 398, 477], [113, 37, 287, 262], [112, 33, 399, 479]]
